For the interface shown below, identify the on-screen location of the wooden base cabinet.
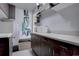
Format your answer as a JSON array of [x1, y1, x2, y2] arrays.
[[31, 34, 79, 56], [60, 44, 73, 56], [40, 37, 52, 56], [0, 38, 9, 56], [72, 47, 79, 55], [49, 39, 61, 56], [31, 34, 40, 55], [31, 34, 52, 56]]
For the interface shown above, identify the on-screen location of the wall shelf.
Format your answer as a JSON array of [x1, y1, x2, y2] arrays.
[[51, 3, 74, 11], [34, 3, 74, 16]]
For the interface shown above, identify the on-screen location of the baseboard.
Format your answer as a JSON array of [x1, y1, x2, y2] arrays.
[[13, 45, 19, 52], [19, 39, 31, 43]]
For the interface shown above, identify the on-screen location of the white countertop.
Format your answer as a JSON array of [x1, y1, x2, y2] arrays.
[[0, 33, 12, 55], [32, 32, 79, 46], [0, 33, 12, 38]]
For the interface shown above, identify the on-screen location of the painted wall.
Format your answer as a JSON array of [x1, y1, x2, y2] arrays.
[[13, 7, 32, 45], [13, 7, 22, 45], [39, 4, 79, 36], [0, 21, 13, 33]]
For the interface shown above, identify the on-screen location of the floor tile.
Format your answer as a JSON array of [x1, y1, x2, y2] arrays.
[[12, 49, 34, 56]]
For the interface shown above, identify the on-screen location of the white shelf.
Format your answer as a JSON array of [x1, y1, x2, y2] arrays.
[[34, 3, 74, 15], [51, 3, 74, 11]]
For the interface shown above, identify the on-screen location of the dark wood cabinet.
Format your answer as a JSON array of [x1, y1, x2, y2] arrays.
[[60, 43, 73, 56], [40, 37, 52, 56], [72, 46, 79, 56], [31, 34, 40, 55], [34, 35, 40, 55], [0, 38, 9, 56], [31, 34, 79, 56], [49, 39, 61, 56], [0, 4, 15, 21]]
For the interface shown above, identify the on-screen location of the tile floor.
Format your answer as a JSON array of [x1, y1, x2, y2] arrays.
[[12, 41, 35, 56], [12, 49, 34, 56], [19, 41, 31, 51]]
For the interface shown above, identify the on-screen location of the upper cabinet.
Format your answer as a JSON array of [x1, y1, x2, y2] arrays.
[[0, 3, 15, 22], [8, 4, 15, 20]]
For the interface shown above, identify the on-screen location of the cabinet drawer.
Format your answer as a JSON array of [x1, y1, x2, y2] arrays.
[[60, 45, 73, 56]]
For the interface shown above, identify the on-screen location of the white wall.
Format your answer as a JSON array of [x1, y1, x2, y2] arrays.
[[0, 21, 13, 33], [13, 7, 32, 45], [40, 3, 79, 36], [59, 3, 79, 31], [13, 7, 23, 45]]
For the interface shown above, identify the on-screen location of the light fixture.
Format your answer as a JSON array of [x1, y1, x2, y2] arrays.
[[36, 3, 40, 6]]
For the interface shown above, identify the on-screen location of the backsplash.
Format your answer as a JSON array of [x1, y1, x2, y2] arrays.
[[36, 4, 79, 36], [50, 31, 79, 36]]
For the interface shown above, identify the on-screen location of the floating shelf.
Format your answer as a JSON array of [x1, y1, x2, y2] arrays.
[[51, 3, 74, 11], [34, 3, 74, 16]]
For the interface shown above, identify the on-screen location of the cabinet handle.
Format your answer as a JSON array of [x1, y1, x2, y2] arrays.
[[49, 48, 50, 53], [60, 46, 68, 49]]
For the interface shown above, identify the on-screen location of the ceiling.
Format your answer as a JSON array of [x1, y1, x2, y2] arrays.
[[10, 3, 37, 11]]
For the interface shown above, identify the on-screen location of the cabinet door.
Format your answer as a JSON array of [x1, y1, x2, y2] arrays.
[[49, 39, 61, 56], [0, 38, 9, 56], [31, 34, 35, 50], [40, 37, 52, 56], [72, 46, 79, 56], [60, 43, 73, 56], [31, 34, 40, 55], [60, 44, 79, 56], [53, 42, 61, 56], [34, 35, 40, 55], [60, 46, 73, 56]]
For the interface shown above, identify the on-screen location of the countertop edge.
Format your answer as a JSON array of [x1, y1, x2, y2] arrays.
[[0, 33, 12, 38], [32, 32, 79, 46]]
